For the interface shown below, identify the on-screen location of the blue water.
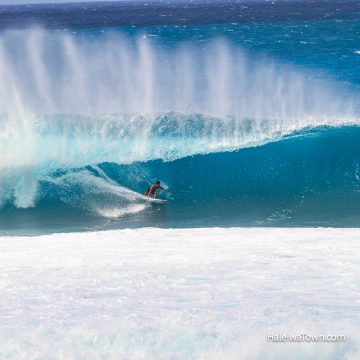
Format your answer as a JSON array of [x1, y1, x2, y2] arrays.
[[1, 0, 360, 234]]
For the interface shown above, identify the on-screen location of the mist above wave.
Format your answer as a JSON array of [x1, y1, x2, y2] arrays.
[[0, 27, 358, 118]]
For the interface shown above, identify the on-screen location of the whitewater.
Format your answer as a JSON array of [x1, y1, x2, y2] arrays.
[[1, 227, 359, 359]]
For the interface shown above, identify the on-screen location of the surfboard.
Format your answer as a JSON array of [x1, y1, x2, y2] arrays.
[[140, 195, 167, 204]]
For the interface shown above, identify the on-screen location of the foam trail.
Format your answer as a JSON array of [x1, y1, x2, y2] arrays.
[[42, 169, 147, 218]]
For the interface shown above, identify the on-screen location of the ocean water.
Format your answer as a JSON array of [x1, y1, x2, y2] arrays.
[[1, 1, 360, 234], [2, 3, 360, 359]]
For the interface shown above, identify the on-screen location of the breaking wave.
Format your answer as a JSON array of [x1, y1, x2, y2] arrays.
[[1, 28, 360, 231]]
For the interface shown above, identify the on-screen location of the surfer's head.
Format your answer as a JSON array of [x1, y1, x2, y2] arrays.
[[156, 181, 161, 185]]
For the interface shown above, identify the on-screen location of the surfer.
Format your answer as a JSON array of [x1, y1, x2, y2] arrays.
[[145, 181, 165, 199]]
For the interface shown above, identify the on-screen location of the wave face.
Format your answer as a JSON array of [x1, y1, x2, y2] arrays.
[[1, 22, 360, 233], [3, 125, 360, 232]]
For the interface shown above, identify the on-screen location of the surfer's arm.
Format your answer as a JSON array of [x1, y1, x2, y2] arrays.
[[147, 185, 155, 198]]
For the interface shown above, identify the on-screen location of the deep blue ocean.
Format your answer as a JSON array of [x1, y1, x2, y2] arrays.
[[1, 0, 360, 234]]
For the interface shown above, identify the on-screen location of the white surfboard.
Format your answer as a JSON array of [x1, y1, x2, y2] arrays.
[[140, 195, 167, 204]]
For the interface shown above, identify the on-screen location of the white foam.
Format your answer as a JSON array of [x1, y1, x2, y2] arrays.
[[96, 204, 147, 218], [0, 227, 359, 359], [43, 170, 147, 217]]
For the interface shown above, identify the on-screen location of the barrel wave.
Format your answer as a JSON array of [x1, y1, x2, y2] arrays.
[[1, 28, 360, 232]]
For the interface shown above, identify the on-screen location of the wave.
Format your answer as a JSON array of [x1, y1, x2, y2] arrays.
[[1, 111, 358, 209], [96, 125, 360, 226], [2, 125, 360, 232], [1, 28, 360, 230]]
